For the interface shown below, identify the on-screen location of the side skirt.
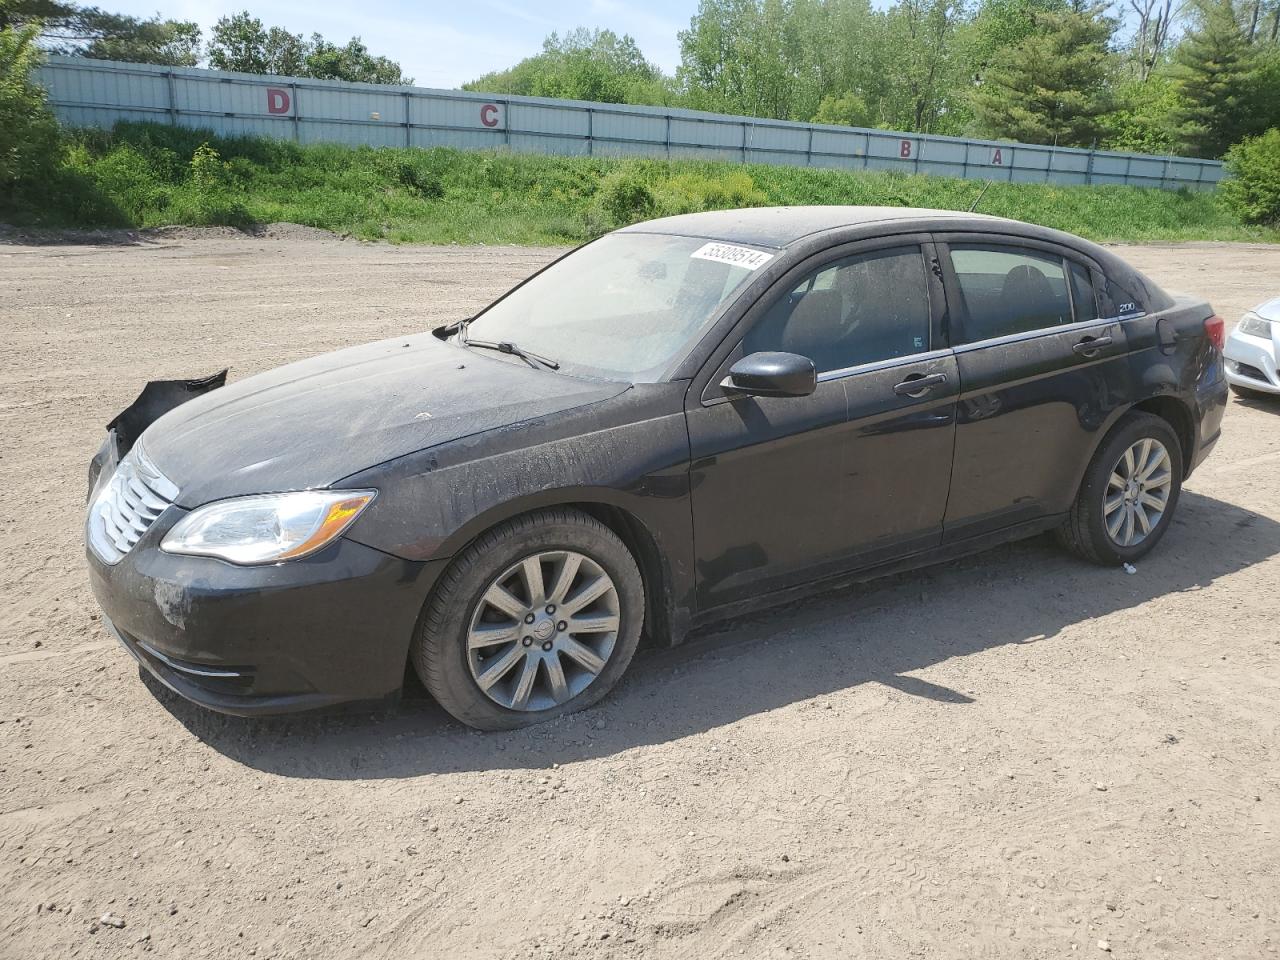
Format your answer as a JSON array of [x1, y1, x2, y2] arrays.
[[687, 514, 1067, 633]]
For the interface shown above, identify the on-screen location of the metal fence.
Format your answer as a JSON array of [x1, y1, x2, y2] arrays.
[[38, 55, 1224, 191]]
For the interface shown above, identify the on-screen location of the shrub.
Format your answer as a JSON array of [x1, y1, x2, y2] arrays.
[[588, 163, 656, 229], [1221, 129, 1280, 226], [0, 25, 65, 215], [372, 150, 445, 199], [652, 170, 765, 215], [189, 142, 232, 188]]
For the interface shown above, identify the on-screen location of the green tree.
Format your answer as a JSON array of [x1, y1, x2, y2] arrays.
[[0, 23, 63, 207], [207, 11, 409, 84], [1220, 126, 1280, 223], [304, 36, 406, 84], [677, 0, 810, 120], [1098, 71, 1185, 153], [971, 5, 1116, 147], [83, 18, 200, 65], [967, 0, 1068, 70], [676, 0, 967, 132], [876, 0, 971, 134], [812, 91, 871, 126], [1167, 0, 1261, 156], [0, 0, 201, 65], [465, 28, 668, 103]]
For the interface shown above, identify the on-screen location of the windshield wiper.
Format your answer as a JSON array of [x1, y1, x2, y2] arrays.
[[463, 337, 560, 371]]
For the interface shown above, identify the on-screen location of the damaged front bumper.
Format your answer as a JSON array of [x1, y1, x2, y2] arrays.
[[85, 372, 444, 717], [87, 522, 442, 716]]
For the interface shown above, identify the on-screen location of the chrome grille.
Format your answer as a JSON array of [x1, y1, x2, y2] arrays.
[[87, 443, 179, 564]]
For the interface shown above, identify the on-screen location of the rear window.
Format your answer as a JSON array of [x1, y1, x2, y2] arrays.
[[949, 245, 1074, 343], [1069, 262, 1099, 322]]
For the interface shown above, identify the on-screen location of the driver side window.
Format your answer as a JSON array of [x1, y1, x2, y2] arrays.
[[743, 246, 932, 374]]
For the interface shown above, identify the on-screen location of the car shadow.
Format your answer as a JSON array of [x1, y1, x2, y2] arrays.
[[144, 490, 1279, 778], [1231, 391, 1280, 412]]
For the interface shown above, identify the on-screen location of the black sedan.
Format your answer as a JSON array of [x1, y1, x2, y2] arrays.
[[86, 207, 1228, 729]]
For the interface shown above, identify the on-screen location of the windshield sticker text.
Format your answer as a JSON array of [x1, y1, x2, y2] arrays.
[[691, 242, 774, 271]]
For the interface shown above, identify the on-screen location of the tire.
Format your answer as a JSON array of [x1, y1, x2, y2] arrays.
[[1056, 412, 1184, 566], [412, 508, 644, 731]]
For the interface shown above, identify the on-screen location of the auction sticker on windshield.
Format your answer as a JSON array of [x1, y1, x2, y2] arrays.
[[691, 242, 774, 271]]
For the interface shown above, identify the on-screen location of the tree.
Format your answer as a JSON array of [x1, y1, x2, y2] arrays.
[[0, 0, 201, 65], [1, 23, 62, 206], [812, 91, 871, 126], [1220, 127, 1280, 224], [82, 17, 200, 65], [1127, 0, 1175, 78], [676, 0, 969, 133], [971, 5, 1116, 147], [677, 0, 810, 120], [304, 36, 405, 85], [1168, 0, 1260, 156], [207, 11, 410, 84], [1098, 71, 1185, 152], [876, 0, 970, 134], [465, 28, 668, 103], [967, 0, 1069, 68]]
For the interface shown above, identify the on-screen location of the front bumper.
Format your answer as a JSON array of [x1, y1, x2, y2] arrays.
[[87, 514, 447, 717], [1224, 329, 1280, 395]]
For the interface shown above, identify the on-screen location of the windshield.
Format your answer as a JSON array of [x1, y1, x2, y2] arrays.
[[466, 233, 771, 381]]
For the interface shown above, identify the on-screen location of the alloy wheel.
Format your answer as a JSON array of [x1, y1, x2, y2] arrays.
[[466, 550, 621, 712], [1105, 437, 1173, 547]]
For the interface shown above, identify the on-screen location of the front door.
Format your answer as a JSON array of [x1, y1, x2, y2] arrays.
[[686, 240, 959, 611], [936, 238, 1134, 540]]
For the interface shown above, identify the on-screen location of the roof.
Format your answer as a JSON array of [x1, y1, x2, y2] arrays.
[[618, 205, 1016, 248]]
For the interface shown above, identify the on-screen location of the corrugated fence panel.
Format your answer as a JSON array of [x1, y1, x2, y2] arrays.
[[35, 56, 1224, 192]]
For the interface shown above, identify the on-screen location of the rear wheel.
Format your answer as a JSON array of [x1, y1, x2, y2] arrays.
[[412, 508, 644, 730], [1056, 412, 1183, 566]]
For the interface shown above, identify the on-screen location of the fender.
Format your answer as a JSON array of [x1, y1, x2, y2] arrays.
[[429, 485, 694, 648], [1068, 389, 1198, 502]]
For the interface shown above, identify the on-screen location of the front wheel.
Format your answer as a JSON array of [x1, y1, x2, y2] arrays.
[[1056, 412, 1184, 566], [412, 508, 644, 730]]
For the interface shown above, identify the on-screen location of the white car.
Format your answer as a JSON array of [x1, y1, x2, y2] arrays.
[[1225, 297, 1280, 398]]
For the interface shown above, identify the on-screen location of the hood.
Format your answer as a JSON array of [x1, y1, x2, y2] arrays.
[[1253, 297, 1280, 322], [142, 332, 627, 507]]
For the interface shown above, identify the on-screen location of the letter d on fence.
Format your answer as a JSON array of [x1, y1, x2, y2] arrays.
[[267, 88, 290, 115]]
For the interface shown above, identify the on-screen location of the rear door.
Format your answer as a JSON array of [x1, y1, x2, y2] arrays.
[[936, 236, 1134, 540], [685, 236, 958, 610]]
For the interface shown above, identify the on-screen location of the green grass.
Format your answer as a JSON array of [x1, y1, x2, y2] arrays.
[[8, 121, 1276, 245]]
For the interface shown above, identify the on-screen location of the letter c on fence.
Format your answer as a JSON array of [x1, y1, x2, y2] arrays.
[[480, 104, 500, 128], [267, 88, 290, 115], [899, 139, 913, 159]]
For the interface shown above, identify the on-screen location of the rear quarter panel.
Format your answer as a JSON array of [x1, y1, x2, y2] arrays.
[[1120, 294, 1226, 473]]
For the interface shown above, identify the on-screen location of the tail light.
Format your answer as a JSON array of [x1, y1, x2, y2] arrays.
[[1204, 315, 1225, 351]]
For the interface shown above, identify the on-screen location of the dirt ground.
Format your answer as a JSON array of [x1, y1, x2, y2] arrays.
[[1, 228, 1278, 960]]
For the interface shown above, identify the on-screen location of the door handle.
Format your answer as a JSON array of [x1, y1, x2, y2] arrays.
[[893, 372, 947, 397], [1073, 334, 1113, 356]]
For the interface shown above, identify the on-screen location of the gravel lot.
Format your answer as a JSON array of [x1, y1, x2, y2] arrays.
[[1, 228, 1278, 960]]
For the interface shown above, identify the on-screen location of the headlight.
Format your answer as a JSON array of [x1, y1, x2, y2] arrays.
[[161, 490, 376, 565], [1236, 312, 1273, 338]]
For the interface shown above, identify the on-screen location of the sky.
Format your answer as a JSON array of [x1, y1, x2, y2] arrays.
[[103, 0, 700, 89]]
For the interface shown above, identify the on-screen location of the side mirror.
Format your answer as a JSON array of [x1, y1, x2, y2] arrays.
[[721, 351, 817, 399]]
